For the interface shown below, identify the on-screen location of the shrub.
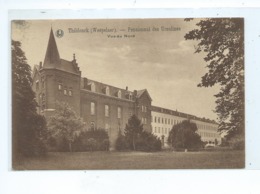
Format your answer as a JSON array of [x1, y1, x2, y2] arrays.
[[136, 131, 161, 152], [116, 131, 161, 152], [73, 129, 110, 151]]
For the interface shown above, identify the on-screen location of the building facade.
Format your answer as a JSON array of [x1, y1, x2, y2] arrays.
[[32, 29, 221, 149], [151, 106, 221, 147]]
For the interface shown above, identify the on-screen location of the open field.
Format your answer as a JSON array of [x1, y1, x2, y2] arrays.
[[13, 150, 245, 170]]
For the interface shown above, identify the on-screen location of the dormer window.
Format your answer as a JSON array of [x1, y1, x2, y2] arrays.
[[118, 90, 121, 98], [105, 86, 110, 95], [91, 83, 96, 92], [129, 93, 132, 100]]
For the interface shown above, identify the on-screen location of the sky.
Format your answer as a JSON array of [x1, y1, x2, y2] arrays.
[[12, 19, 220, 120]]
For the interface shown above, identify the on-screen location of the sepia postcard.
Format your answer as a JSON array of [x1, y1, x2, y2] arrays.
[[11, 18, 245, 170]]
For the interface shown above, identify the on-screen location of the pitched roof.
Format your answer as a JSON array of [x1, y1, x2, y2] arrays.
[[43, 28, 61, 68], [42, 28, 80, 75], [136, 89, 152, 101], [151, 105, 218, 124]]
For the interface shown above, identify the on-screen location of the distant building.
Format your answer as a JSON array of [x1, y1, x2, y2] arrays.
[[151, 106, 221, 147], [32, 28, 221, 149]]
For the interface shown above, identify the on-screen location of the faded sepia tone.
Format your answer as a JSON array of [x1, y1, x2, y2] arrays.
[[12, 18, 244, 170]]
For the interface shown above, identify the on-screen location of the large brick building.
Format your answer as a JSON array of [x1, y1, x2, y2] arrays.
[[32, 28, 221, 149]]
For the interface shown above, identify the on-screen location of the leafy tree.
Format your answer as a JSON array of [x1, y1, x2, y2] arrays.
[[47, 102, 85, 152], [184, 18, 244, 139], [116, 115, 161, 152], [124, 115, 144, 150], [168, 120, 203, 150], [12, 40, 47, 159]]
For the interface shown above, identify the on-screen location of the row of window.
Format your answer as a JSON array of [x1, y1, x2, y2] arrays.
[[153, 116, 181, 125], [89, 83, 133, 100], [197, 124, 216, 131], [90, 102, 125, 119], [141, 105, 147, 112], [153, 126, 219, 138], [58, 84, 73, 96], [153, 127, 171, 135], [198, 132, 219, 138], [152, 116, 217, 131]]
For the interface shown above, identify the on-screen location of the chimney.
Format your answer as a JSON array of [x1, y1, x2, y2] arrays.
[[126, 86, 128, 91], [134, 90, 137, 96], [39, 61, 42, 69]]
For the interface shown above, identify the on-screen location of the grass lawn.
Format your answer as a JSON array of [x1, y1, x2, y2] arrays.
[[13, 150, 245, 170]]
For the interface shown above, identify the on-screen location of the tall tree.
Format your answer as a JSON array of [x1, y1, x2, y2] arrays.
[[12, 40, 47, 159], [184, 18, 244, 139], [168, 120, 203, 149], [124, 115, 143, 150], [47, 102, 85, 152]]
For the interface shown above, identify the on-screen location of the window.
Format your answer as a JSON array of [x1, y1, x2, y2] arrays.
[[155, 116, 157, 123], [117, 107, 122, 119], [142, 106, 147, 112], [171, 119, 173, 125], [68, 90, 72, 96], [168, 119, 170, 124], [105, 105, 109, 117], [105, 87, 110, 95], [58, 84, 62, 90], [117, 90, 121, 98], [91, 83, 96, 92], [158, 127, 160, 133], [91, 102, 95, 115], [64, 89, 67, 95], [155, 127, 157, 133], [162, 118, 164, 124], [158, 117, 160, 123]]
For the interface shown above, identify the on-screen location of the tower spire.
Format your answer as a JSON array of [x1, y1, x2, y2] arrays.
[[43, 28, 60, 68]]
